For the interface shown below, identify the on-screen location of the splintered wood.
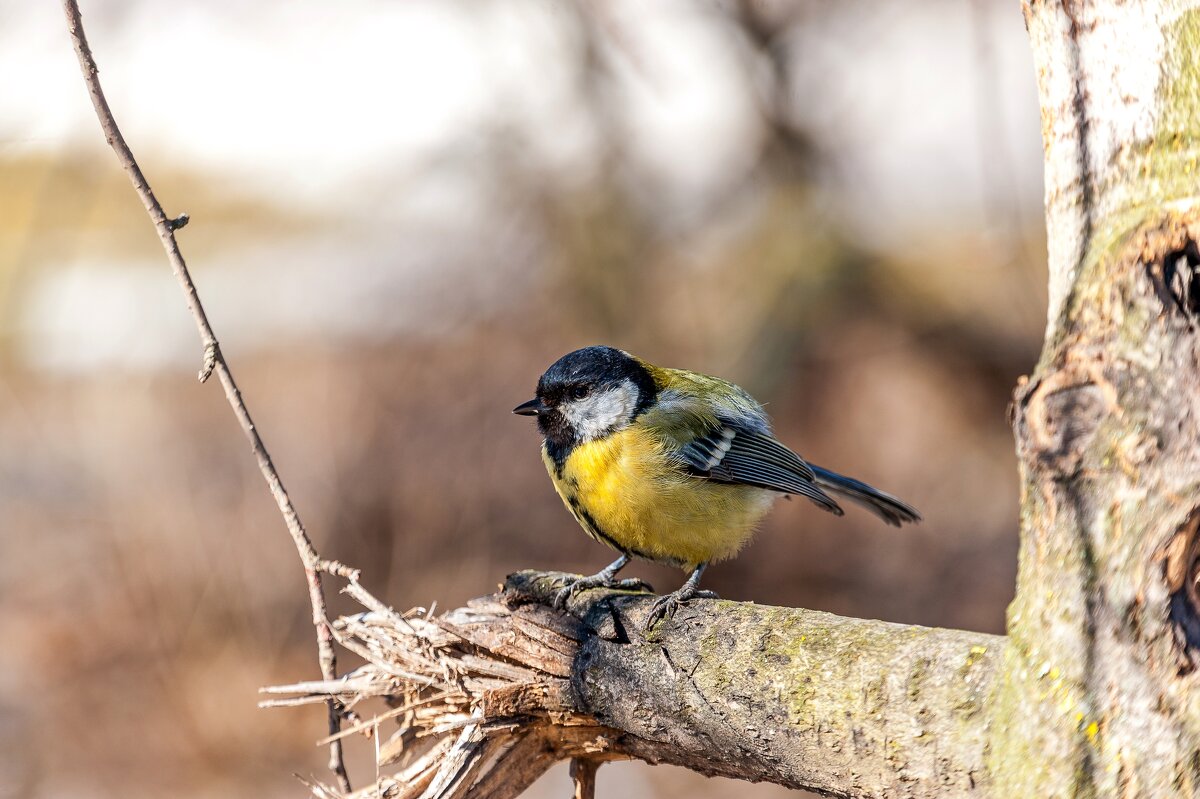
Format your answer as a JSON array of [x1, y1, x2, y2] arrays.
[[262, 580, 616, 799]]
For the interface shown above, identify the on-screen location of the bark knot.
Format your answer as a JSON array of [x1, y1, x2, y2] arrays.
[[1017, 360, 1117, 475], [1147, 237, 1200, 321], [1134, 213, 1200, 328]]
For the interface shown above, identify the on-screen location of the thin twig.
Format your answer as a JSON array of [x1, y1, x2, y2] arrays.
[[60, 1, 355, 790]]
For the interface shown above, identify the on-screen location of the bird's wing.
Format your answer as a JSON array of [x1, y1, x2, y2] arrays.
[[641, 373, 842, 515], [676, 423, 843, 515], [640, 367, 915, 522]]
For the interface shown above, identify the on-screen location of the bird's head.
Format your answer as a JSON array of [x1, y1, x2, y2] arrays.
[[513, 346, 657, 452]]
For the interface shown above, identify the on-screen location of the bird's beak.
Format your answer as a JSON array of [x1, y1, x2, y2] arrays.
[[512, 397, 547, 416]]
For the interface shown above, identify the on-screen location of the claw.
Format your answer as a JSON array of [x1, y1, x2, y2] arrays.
[[644, 593, 679, 629], [551, 555, 650, 611], [552, 578, 585, 610], [612, 577, 654, 592], [552, 572, 653, 610], [642, 563, 717, 631], [643, 588, 718, 630]]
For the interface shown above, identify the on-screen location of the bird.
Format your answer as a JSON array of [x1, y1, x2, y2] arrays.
[[513, 345, 921, 629]]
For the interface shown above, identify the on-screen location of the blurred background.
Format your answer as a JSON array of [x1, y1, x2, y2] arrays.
[[0, 0, 1047, 796]]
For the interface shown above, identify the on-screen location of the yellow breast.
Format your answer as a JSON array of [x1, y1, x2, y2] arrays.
[[542, 424, 776, 571]]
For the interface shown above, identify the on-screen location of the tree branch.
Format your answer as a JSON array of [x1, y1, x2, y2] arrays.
[[60, 1, 356, 790], [266, 572, 1003, 799]]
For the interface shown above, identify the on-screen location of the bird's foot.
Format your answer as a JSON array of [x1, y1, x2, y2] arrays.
[[643, 586, 719, 630], [552, 573, 653, 610]]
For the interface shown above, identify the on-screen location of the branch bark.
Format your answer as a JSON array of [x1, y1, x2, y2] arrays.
[[510, 574, 1003, 796], [266, 573, 1002, 798]]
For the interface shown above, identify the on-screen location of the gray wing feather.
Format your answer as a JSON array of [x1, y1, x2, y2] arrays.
[[678, 425, 843, 516]]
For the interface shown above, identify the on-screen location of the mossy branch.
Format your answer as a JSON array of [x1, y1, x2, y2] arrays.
[[265, 572, 1002, 799]]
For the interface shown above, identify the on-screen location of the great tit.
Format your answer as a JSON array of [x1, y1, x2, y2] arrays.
[[513, 345, 921, 628]]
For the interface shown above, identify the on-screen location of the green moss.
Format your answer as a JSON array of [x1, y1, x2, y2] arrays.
[[963, 645, 988, 671], [1148, 9, 1200, 191], [694, 625, 735, 694], [907, 657, 931, 701], [694, 608, 927, 732], [953, 645, 990, 720]]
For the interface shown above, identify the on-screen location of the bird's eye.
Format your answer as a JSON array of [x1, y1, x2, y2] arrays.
[[570, 385, 590, 400]]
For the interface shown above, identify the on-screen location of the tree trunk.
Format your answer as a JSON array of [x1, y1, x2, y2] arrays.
[[267, 2, 1200, 797], [994, 1, 1200, 795]]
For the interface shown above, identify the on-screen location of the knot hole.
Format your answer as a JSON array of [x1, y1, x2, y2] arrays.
[[1148, 238, 1200, 319]]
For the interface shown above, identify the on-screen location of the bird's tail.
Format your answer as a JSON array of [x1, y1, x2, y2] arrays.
[[810, 465, 922, 527]]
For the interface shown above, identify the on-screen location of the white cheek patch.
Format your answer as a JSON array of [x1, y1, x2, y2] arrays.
[[562, 380, 639, 442]]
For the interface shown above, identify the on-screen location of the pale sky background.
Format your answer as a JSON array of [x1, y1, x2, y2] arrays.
[[2, 0, 1044, 372]]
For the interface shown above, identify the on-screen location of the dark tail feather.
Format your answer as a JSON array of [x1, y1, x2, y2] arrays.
[[810, 465, 922, 527]]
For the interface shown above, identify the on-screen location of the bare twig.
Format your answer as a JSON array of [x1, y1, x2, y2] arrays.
[[61, 1, 356, 790]]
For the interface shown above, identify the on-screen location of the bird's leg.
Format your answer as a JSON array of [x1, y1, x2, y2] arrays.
[[644, 562, 718, 630], [552, 554, 652, 610]]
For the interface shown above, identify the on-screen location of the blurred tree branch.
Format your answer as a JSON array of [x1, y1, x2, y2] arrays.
[[61, 0, 358, 791]]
